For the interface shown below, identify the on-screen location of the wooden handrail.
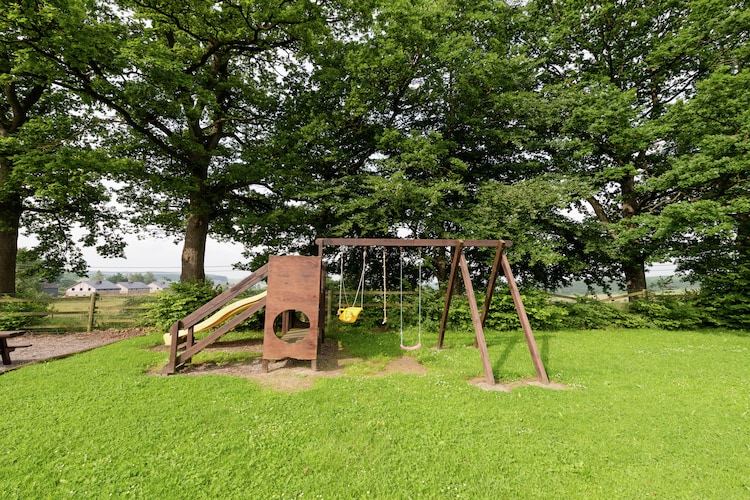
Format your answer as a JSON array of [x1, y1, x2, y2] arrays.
[[163, 264, 269, 375], [178, 264, 268, 330]]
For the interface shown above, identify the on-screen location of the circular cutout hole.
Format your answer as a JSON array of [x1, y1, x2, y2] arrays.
[[271, 310, 310, 342]]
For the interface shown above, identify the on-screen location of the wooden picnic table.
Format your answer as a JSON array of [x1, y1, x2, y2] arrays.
[[0, 330, 29, 365]]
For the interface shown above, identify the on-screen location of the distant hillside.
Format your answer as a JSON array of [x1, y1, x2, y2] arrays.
[[138, 273, 229, 284], [553, 275, 697, 296], [56, 272, 229, 288]]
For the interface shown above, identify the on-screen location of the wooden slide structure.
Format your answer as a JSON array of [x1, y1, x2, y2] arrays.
[[161, 255, 323, 375], [162, 291, 268, 346]]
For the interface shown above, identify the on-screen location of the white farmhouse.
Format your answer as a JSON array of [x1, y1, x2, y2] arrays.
[[117, 281, 150, 295], [65, 280, 120, 297], [148, 281, 172, 293]]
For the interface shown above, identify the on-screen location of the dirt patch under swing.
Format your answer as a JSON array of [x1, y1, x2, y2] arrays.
[[2, 329, 564, 393], [152, 337, 429, 392]]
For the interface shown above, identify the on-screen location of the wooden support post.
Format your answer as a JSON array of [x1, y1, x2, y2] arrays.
[[163, 321, 181, 375], [438, 242, 463, 348], [87, 293, 97, 332], [320, 266, 329, 345], [459, 253, 495, 385], [186, 326, 194, 351], [500, 250, 550, 384], [282, 310, 291, 335], [326, 289, 333, 322], [481, 243, 504, 327], [474, 243, 504, 348]]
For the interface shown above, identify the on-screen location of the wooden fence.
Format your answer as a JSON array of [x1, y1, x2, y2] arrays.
[[0, 294, 154, 333], [2, 288, 663, 333]]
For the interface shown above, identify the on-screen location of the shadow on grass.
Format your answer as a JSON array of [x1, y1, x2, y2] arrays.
[[538, 333, 553, 369], [489, 331, 556, 378], [492, 334, 520, 374]]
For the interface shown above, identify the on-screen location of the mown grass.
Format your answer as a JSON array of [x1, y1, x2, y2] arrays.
[[1, 327, 749, 498]]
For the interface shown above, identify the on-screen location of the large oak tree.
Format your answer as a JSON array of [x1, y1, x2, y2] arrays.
[[524, 0, 748, 296], [30, 0, 359, 282], [0, 0, 124, 296], [247, 0, 564, 285]]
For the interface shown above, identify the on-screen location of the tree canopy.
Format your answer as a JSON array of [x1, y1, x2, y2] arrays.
[[1, 0, 748, 318], [1, 0, 126, 295]]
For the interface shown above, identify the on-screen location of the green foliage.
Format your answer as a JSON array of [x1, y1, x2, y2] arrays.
[[141, 280, 221, 331], [485, 288, 570, 331], [628, 293, 703, 330], [472, 176, 617, 290], [421, 287, 569, 332], [1, 2, 128, 294], [694, 264, 750, 330], [0, 292, 51, 330], [562, 298, 647, 330], [521, 0, 749, 294], [649, 67, 750, 308]]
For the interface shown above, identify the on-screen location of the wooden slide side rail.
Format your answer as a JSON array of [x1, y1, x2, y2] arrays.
[[179, 264, 268, 330], [162, 265, 269, 375]]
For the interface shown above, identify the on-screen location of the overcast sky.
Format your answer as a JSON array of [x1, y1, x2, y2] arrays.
[[18, 233, 677, 282], [18, 233, 251, 281]]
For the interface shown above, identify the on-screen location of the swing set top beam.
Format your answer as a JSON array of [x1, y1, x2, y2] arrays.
[[316, 238, 512, 249]]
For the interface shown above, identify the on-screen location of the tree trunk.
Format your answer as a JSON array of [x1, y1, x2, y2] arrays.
[[181, 211, 209, 283], [0, 190, 21, 296], [623, 255, 647, 300], [433, 248, 450, 285], [620, 173, 647, 300]]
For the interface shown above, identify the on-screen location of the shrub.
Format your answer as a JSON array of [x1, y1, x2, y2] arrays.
[[629, 293, 703, 330], [563, 298, 647, 330], [422, 286, 568, 332], [141, 280, 222, 331], [0, 292, 52, 330], [693, 264, 750, 329]]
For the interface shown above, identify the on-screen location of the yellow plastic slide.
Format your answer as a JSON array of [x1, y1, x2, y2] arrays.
[[163, 291, 268, 345]]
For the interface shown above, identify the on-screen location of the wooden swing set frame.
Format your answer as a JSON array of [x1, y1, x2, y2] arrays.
[[317, 238, 550, 386]]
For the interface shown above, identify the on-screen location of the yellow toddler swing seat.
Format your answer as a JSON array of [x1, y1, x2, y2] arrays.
[[338, 248, 367, 324], [337, 306, 363, 323]]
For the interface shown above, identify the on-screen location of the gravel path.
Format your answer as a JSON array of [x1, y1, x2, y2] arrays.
[[0, 329, 147, 373]]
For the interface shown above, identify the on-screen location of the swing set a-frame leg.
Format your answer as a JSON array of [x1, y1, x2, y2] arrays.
[[440, 243, 550, 386], [500, 250, 550, 384], [437, 243, 463, 348], [459, 253, 496, 385]]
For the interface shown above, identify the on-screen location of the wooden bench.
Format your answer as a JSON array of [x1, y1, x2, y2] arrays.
[[0, 330, 30, 365]]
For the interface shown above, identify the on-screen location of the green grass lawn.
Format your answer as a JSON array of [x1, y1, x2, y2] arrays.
[[1, 327, 749, 498]]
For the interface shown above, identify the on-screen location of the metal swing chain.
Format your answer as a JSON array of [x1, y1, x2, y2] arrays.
[[382, 247, 387, 324], [399, 247, 404, 343], [352, 247, 367, 308]]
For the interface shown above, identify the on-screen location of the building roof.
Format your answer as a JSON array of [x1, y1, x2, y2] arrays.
[[116, 281, 150, 290], [67, 280, 120, 291]]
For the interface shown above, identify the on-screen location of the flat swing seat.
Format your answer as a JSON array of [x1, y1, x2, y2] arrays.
[[400, 342, 421, 351], [338, 306, 363, 323]]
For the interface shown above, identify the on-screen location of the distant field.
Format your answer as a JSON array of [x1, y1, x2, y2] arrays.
[[553, 274, 697, 296]]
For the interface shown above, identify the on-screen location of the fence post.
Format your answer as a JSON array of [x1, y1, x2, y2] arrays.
[[87, 293, 98, 332]]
